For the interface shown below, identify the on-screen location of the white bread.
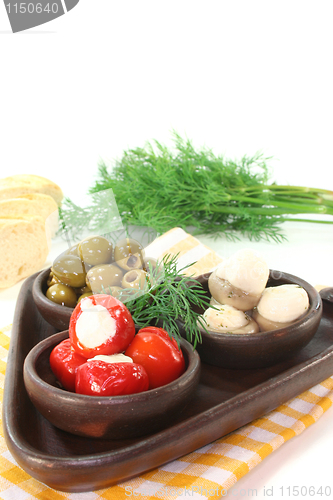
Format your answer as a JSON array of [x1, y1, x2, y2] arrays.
[[0, 174, 63, 206], [0, 215, 49, 289], [0, 193, 59, 237]]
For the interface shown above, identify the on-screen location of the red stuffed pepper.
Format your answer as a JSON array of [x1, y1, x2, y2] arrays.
[[49, 338, 86, 392], [125, 326, 185, 389], [75, 353, 149, 396], [69, 294, 135, 359]]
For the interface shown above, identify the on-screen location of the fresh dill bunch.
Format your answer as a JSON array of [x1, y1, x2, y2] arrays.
[[87, 132, 333, 241], [117, 254, 210, 349], [59, 132, 333, 242]]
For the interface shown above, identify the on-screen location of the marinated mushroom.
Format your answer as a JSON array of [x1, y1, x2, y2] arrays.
[[199, 304, 259, 334], [208, 249, 269, 311], [253, 284, 309, 331], [208, 275, 263, 311]]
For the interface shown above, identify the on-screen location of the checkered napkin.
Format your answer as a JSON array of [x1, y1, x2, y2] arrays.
[[1, 228, 333, 500]]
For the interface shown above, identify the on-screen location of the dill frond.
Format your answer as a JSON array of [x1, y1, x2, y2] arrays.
[[60, 133, 333, 242]]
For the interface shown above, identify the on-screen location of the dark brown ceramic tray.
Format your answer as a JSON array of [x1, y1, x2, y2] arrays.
[[3, 274, 333, 493]]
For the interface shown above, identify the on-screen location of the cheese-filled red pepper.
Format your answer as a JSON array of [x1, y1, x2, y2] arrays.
[[125, 326, 185, 389], [49, 338, 86, 392], [75, 354, 149, 396], [69, 294, 135, 359]]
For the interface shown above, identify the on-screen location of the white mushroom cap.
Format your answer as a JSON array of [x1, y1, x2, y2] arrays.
[[203, 304, 250, 331], [215, 248, 269, 295], [257, 284, 309, 323]]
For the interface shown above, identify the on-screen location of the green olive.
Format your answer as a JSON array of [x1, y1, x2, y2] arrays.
[[86, 264, 124, 294], [46, 284, 78, 308], [77, 292, 93, 303], [143, 258, 164, 286], [103, 285, 136, 303], [78, 236, 113, 266], [75, 284, 92, 296], [143, 257, 157, 272], [114, 237, 144, 271], [47, 271, 62, 287], [64, 244, 80, 257], [105, 286, 123, 300], [121, 269, 148, 291], [52, 254, 87, 288]]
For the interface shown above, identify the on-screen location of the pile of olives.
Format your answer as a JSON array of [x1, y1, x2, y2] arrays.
[[46, 235, 158, 308]]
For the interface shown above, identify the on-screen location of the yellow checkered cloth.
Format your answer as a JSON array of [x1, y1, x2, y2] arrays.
[[1, 228, 333, 499]]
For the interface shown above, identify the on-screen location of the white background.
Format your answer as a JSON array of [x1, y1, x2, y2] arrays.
[[1, 1, 333, 194], [1, 2, 333, 499]]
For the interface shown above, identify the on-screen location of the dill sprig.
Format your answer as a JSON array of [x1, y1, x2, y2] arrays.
[[119, 254, 210, 349], [58, 189, 123, 244], [85, 132, 333, 242]]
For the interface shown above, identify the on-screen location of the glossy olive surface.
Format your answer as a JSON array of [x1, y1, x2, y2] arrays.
[[46, 284, 78, 308], [121, 269, 148, 290], [86, 264, 124, 293], [78, 236, 113, 266], [52, 254, 87, 288], [114, 238, 144, 271], [44, 234, 154, 310], [64, 244, 80, 257], [33, 268, 74, 331], [77, 292, 93, 303]]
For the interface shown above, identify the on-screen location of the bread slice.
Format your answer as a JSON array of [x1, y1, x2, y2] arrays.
[[0, 193, 59, 238], [0, 215, 49, 289], [0, 175, 63, 206]]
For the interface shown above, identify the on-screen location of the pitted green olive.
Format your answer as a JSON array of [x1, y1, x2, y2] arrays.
[[78, 236, 113, 266], [105, 286, 136, 303], [46, 284, 78, 308], [106, 286, 123, 300], [143, 258, 164, 286], [121, 269, 148, 291], [52, 254, 87, 288], [86, 264, 124, 294], [114, 237, 142, 260], [143, 258, 157, 273], [114, 238, 144, 271]]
